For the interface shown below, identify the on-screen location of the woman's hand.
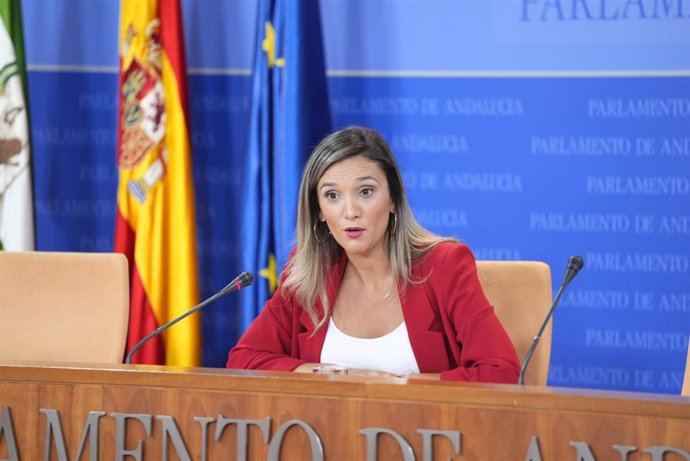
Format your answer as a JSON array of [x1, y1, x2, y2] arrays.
[[293, 364, 440, 380], [345, 368, 399, 378], [293, 363, 323, 373], [294, 363, 399, 377], [404, 372, 441, 380]]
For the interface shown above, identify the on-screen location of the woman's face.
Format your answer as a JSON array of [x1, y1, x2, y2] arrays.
[[316, 155, 394, 259]]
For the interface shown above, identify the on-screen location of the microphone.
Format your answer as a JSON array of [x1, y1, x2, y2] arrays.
[[517, 256, 584, 385], [125, 272, 254, 364]]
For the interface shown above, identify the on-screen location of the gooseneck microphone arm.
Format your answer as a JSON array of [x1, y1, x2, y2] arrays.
[[125, 271, 254, 365], [517, 256, 584, 386]]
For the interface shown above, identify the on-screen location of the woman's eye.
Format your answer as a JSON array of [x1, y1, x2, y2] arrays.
[[325, 191, 338, 200], [360, 187, 373, 197]]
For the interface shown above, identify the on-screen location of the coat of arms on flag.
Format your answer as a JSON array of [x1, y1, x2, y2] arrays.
[[0, 12, 33, 252], [119, 20, 167, 204], [0, 61, 27, 193]]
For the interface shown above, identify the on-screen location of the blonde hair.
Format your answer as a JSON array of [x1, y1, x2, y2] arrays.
[[283, 126, 454, 330]]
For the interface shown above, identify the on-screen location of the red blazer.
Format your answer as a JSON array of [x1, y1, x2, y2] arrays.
[[227, 242, 520, 383]]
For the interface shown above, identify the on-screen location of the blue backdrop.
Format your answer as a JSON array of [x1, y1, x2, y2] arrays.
[[24, 0, 690, 394]]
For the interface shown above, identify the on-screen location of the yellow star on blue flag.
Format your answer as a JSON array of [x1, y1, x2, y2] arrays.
[[262, 22, 284, 68], [259, 253, 278, 294]]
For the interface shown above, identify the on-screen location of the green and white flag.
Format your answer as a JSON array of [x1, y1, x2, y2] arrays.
[[0, 0, 33, 251]]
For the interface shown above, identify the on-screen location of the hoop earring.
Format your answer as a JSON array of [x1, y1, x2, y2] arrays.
[[313, 220, 323, 244]]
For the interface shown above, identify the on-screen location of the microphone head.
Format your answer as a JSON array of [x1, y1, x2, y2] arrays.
[[563, 255, 584, 286], [219, 272, 255, 295], [236, 271, 254, 289], [567, 255, 584, 274]]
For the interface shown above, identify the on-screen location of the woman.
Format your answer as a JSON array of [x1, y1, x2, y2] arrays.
[[227, 126, 519, 382]]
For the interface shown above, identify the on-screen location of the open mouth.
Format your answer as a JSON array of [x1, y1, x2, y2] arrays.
[[344, 227, 364, 237]]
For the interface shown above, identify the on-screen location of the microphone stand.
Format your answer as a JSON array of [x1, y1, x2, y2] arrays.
[[518, 256, 583, 385], [125, 272, 254, 364]]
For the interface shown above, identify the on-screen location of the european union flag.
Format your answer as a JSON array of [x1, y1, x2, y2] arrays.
[[240, 0, 331, 328]]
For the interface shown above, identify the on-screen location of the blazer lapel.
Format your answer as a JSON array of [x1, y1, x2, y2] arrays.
[[402, 267, 452, 373]]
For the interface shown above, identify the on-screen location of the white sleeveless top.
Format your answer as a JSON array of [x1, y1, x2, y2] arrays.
[[320, 317, 420, 376]]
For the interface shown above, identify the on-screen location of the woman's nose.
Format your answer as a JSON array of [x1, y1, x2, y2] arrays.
[[344, 197, 360, 219]]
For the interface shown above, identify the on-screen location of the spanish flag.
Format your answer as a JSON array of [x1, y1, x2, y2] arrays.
[[115, 0, 200, 366]]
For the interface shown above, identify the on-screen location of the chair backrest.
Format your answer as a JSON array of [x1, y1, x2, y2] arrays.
[[0, 251, 129, 363], [476, 260, 553, 386], [682, 342, 690, 397]]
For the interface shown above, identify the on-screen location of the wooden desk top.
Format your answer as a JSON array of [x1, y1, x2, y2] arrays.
[[1, 361, 688, 460]]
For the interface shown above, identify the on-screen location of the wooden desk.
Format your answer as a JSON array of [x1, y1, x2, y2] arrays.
[[1, 361, 689, 460]]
